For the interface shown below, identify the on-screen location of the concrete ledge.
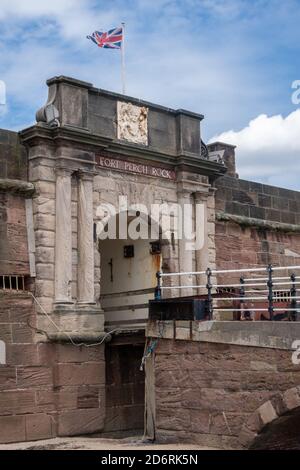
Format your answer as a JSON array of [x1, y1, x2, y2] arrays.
[[146, 320, 300, 350]]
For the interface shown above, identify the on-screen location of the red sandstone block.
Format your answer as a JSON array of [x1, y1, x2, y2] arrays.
[[77, 385, 101, 409], [11, 323, 34, 344], [54, 362, 105, 387], [57, 408, 104, 436], [0, 415, 26, 444], [55, 343, 105, 363], [9, 303, 34, 322], [16, 366, 53, 388], [209, 412, 247, 437], [37, 343, 57, 365], [283, 387, 300, 411], [35, 389, 56, 413], [0, 390, 36, 415], [25, 413, 54, 441], [0, 324, 12, 343], [0, 367, 17, 391], [55, 387, 78, 411], [6, 344, 40, 366], [0, 309, 9, 322], [155, 387, 274, 414]]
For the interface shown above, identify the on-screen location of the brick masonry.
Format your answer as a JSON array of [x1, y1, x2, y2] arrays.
[[151, 338, 300, 449]]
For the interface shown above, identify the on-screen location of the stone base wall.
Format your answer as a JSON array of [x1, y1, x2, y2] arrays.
[[215, 175, 300, 280], [215, 220, 300, 283], [0, 291, 105, 444], [150, 338, 300, 449], [0, 192, 30, 275]]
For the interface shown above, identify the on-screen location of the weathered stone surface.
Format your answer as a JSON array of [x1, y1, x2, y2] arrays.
[[0, 415, 26, 444], [25, 413, 54, 441], [53, 362, 105, 386], [151, 338, 300, 449], [55, 343, 104, 363], [258, 400, 278, 426], [17, 366, 53, 388], [77, 385, 101, 409], [283, 387, 300, 411], [57, 408, 104, 436], [11, 322, 34, 343], [6, 344, 40, 365], [0, 367, 17, 390], [0, 390, 36, 415]]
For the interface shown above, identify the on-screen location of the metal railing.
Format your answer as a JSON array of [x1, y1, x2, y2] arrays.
[[154, 265, 300, 321]]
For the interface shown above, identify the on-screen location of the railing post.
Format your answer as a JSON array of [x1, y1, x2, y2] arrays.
[[290, 273, 297, 321], [155, 271, 162, 300], [240, 276, 245, 320], [206, 267, 213, 320], [267, 264, 274, 321]]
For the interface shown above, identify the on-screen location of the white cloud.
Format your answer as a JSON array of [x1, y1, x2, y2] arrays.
[[209, 110, 300, 189], [0, 0, 75, 19], [0, 0, 299, 191]]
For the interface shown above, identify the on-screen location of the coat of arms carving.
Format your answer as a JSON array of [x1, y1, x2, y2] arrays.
[[117, 101, 148, 145]]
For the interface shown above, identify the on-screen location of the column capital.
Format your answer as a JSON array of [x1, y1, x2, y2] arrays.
[[55, 166, 73, 177], [194, 190, 209, 202], [177, 187, 192, 199], [77, 170, 95, 182]]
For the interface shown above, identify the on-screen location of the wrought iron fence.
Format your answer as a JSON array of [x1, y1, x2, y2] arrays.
[[155, 265, 300, 321]]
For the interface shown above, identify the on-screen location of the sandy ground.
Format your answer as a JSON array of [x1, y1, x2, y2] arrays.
[[0, 436, 217, 451]]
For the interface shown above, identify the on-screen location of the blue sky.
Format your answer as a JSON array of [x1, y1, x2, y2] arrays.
[[0, 0, 300, 188]]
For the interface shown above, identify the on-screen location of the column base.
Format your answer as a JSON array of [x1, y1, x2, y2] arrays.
[[51, 303, 105, 340]]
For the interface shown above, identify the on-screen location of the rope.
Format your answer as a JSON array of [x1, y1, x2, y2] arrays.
[[29, 292, 121, 348], [140, 322, 164, 371]]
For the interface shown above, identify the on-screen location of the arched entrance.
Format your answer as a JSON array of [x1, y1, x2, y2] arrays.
[[97, 210, 170, 436], [98, 211, 164, 329]]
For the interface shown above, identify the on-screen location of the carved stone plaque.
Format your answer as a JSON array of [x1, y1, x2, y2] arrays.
[[117, 101, 148, 145]]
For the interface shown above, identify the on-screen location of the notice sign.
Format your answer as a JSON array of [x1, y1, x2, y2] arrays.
[[96, 154, 176, 181]]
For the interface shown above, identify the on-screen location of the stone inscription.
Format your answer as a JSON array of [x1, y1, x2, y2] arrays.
[[96, 154, 176, 180]]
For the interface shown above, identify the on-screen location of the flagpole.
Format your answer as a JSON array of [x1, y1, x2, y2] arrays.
[[121, 22, 126, 94]]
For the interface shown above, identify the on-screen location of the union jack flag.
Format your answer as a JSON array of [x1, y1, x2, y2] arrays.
[[87, 26, 123, 49]]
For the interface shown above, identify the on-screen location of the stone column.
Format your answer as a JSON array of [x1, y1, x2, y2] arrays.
[[194, 191, 209, 293], [77, 172, 95, 304], [177, 189, 193, 296], [55, 167, 73, 304]]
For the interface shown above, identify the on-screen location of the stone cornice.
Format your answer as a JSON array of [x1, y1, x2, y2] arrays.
[[217, 211, 300, 233], [0, 178, 35, 196], [19, 124, 227, 180]]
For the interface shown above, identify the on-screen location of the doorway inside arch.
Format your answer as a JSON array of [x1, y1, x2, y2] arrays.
[[97, 212, 162, 435]]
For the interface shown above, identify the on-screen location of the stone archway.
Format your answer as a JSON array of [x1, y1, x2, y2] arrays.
[[96, 207, 173, 328], [239, 387, 300, 449]]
